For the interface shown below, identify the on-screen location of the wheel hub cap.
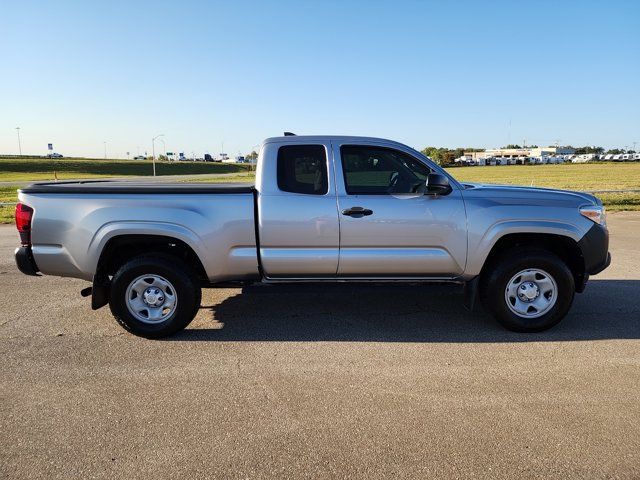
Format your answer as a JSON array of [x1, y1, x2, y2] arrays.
[[125, 274, 177, 324], [518, 282, 540, 302], [505, 269, 558, 319], [143, 287, 164, 307]]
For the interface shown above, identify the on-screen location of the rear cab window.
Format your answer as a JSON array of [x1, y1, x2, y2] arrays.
[[277, 145, 328, 195]]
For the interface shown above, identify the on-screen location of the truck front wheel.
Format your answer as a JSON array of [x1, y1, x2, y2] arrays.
[[481, 248, 575, 332], [109, 255, 201, 338]]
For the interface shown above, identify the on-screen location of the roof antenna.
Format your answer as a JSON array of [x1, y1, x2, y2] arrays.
[[284, 132, 296, 136]]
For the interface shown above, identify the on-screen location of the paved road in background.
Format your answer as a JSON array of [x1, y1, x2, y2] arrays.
[[1, 214, 638, 479]]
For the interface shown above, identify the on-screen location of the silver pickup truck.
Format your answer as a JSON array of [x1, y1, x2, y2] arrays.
[[15, 135, 611, 338]]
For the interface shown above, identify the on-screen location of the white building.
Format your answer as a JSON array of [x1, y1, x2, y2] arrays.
[[463, 146, 575, 165]]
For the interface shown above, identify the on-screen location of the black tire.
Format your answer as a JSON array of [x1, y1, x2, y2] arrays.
[[480, 248, 575, 332], [109, 254, 201, 338]]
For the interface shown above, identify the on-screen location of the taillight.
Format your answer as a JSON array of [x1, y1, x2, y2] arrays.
[[15, 203, 34, 246]]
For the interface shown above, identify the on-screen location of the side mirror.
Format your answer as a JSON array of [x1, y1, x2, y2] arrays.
[[425, 173, 452, 196]]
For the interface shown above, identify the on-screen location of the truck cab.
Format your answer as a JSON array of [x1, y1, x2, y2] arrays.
[[256, 136, 466, 279]]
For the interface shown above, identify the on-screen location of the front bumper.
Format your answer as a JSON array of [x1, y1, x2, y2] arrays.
[[578, 223, 611, 275], [15, 246, 40, 276]]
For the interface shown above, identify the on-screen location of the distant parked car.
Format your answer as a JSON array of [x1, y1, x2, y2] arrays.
[[47, 153, 63, 158], [133, 156, 146, 160]]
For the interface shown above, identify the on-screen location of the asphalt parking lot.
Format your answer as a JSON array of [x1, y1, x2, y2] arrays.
[[1, 214, 639, 479]]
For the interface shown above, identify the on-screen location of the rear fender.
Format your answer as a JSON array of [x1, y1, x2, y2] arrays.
[[88, 221, 207, 278]]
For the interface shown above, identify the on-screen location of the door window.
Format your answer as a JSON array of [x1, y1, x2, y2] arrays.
[[341, 145, 431, 195], [277, 145, 328, 195]]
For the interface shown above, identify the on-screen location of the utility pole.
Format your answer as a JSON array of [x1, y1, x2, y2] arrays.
[[103, 141, 107, 159], [152, 134, 164, 176], [15, 127, 22, 155]]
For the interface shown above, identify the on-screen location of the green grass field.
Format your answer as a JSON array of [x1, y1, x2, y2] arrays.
[[1, 186, 19, 224], [0, 157, 250, 182], [1, 161, 639, 224], [447, 162, 640, 191]]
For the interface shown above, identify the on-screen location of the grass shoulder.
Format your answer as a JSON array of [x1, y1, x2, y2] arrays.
[[0, 157, 251, 182]]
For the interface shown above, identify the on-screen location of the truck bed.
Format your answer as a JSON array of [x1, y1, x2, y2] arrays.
[[19, 179, 259, 282], [21, 180, 255, 195]]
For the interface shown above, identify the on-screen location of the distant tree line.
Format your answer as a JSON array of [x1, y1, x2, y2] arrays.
[[500, 144, 539, 149], [561, 146, 636, 155], [572, 146, 604, 154], [600, 148, 634, 155], [420, 147, 485, 166]]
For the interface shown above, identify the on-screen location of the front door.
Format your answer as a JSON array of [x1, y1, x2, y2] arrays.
[[335, 143, 467, 278]]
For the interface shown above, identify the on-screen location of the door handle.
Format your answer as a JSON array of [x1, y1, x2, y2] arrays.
[[342, 206, 373, 217]]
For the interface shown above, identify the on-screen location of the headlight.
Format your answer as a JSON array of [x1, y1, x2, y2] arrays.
[[580, 205, 606, 226]]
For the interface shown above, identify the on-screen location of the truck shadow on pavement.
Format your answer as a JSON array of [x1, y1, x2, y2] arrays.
[[172, 279, 640, 342]]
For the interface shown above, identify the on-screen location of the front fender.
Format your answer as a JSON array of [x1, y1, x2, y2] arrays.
[[465, 219, 585, 277]]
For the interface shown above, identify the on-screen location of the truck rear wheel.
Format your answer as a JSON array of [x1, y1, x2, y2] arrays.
[[109, 255, 201, 338], [480, 248, 575, 332]]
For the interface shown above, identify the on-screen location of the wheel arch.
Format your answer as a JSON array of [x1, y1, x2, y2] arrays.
[[88, 222, 208, 277], [96, 233, 208, 282], [479, 232, 586, 292]]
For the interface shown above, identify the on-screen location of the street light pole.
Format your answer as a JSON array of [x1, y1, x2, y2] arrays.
[[250, 143, 260, 171], [152, 134, 164, 176], [15, 127, 22, 155]]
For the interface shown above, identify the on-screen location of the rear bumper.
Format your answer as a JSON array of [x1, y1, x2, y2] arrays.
[[15, 246, 40, 276], [578, 223, 611, 275]]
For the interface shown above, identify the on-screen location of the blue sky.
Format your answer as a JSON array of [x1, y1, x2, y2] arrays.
[[1, 0, 639, 158]]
